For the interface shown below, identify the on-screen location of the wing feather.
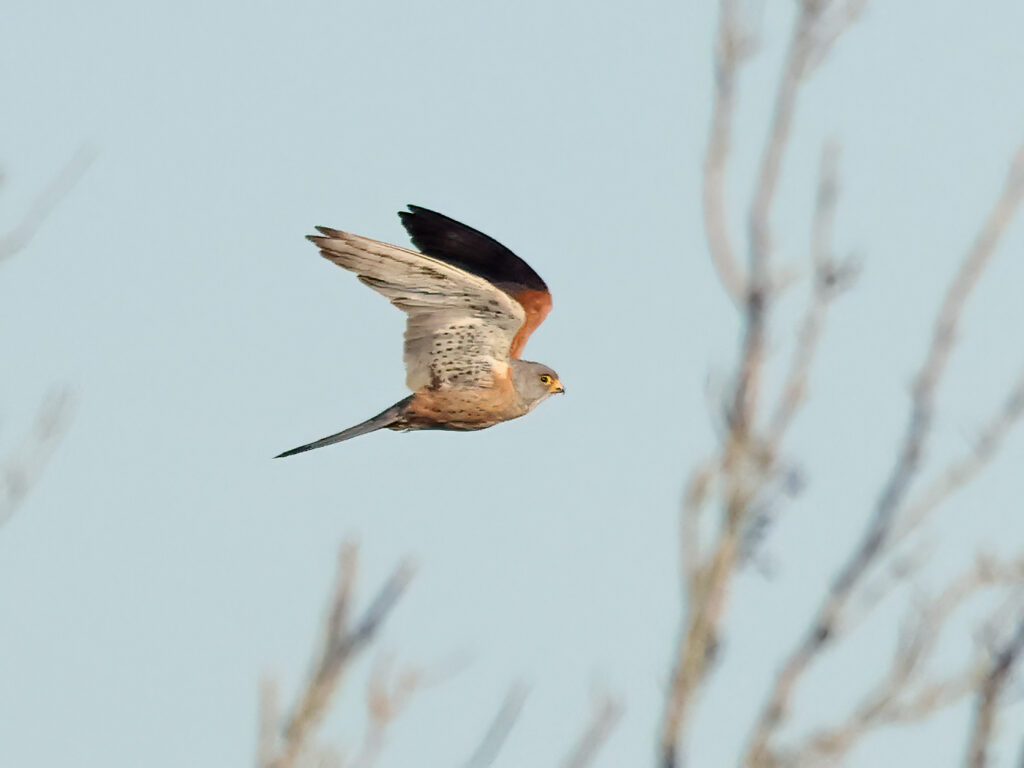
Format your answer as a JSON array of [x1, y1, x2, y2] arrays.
[[309, 228, 525, 392], [398, 205, 553, 358]]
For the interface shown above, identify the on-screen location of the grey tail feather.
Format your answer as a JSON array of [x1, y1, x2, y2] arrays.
[[274, 397, 411, 459]]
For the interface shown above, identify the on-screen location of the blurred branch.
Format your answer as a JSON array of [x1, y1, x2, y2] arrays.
[[258, 678, 283, 767], [742, 142, 1024, 768], [560, 695, 623, 768], [0, 146, 94, 263], [703, 0, 757, 303], [826, 370, 1024, 639], [680, 460, 715, 605], [788, 556, 1024, 767], [736, 0, 861, 438], [348, 655, 422, 768], [965, 615, 1024, 768], [0, 388, 74, 527], [460, 685, 529, 768], [768, 142, 856, 444], [0, 150, 92, 527], [660, 5, 862, 765], [259, 543, 414, 768], [892, 369, 1024, 547]]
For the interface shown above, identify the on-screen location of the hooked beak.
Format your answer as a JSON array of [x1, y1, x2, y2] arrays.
[[552, 379, 565, 394]]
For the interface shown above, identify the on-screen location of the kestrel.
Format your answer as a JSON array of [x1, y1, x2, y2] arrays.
[[276, 205, 563, 458]]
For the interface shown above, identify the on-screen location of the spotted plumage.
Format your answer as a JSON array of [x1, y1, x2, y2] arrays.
[[276, 205, 563, 458]]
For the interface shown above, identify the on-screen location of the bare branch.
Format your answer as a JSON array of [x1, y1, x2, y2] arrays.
[[0, 388, 74, 527], [0, 151, 91, 528], [348, 655, 422, 768], [660, 6, 865, 764], [266, 545, 415, 768], [768, 142, 856, 443], [966, 615, 1024, 768], [560, 696, 623, 768], [325, 544, 358, 652], [736, 0, 861, 437], [257, 678, 282, 768], [680, 460, 716, 604], [703, 0, 758, 303], [460, 685, 529, 768], [893, 369, 1024, 546], [787, 557, 1024, 767], [0, 146, 94, 263], [743, 143, 1024, 768]]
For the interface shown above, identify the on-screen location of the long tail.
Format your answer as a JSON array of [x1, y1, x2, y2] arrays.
[[275, 397, 411, 458]]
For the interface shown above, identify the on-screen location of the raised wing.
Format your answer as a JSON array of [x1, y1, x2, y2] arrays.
[[309, 227, 526, 392], [398, 205, 552, 358]]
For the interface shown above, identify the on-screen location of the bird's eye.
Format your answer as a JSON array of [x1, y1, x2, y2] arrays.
[[539, 375, 552, 385]]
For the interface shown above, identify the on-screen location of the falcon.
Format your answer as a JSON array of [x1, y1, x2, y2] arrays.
[[276, 205, 564, 458]]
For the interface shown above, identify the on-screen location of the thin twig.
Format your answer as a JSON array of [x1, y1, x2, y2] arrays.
[[790, 557, 1024, 767], [743, 143, 1024, 768], [736, 0, 860, 437], [681, 460, 716, 605], [660, 6, 864, 765], [0, 146, 94, 263], [830, 368, 1024, 636], [257, 678, 281, 768], [966, 616, 1024, 768], [0, 388, 75, 527], [460, 685, 530, 768], [348, 655, 422, 768], [893, 369, 1024, 546], [560, 696, 623, 768], [267, 545, 415, 768], [768, 142, 854, 443], [703, 0, 756, 303]]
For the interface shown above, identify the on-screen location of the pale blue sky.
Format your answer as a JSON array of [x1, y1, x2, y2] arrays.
[[2, 1, 1023, 766]]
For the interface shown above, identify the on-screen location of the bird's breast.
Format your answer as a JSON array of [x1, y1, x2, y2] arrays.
[[400, 385, 526, 431]]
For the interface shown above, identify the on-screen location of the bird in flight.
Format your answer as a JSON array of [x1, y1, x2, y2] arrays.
[[276, 205, 563, 458]]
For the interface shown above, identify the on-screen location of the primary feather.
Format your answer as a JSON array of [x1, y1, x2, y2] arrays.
[[308, 228, 526, 392]]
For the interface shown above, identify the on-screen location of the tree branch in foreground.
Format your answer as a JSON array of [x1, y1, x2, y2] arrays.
[[258, 543, 414, 768], [965, 613, 1024, 768], [743, 143, 1024, 768]]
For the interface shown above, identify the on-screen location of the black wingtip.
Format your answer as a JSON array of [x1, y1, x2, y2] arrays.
[[397, 205, 547, 292]]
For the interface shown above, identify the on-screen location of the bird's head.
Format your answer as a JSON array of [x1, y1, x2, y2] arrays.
[[510, 359, 565, 410]]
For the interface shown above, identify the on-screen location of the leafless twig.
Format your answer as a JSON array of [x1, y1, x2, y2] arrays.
[[460, 685, 529, 768], [787, 557, 1024, 767], [703, 0, 758, 303], [742, 143, 1024, 768], [348, 655, 422, 768], [0, 389, 74, 527], [893, 369, 1024, 547], [259, 543, 414, 768], [965, 615, 1024, 768], [560, 695, 623, 768], [0, 146, 94, 263], [735, 0, 861, 438], [660, 6, 864, 765], [768, 143, 855, 444], [0, 151, 91, 527]]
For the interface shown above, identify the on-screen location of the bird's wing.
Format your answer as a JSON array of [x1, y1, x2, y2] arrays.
[[310, 227, 526, 392], [398, 205, 552, 358]]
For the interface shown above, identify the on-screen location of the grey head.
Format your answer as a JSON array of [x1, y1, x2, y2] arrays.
[[509, 359, 565, 412]]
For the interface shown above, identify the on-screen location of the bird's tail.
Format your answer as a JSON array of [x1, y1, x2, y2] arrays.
[[275, 397, 411, 458]]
